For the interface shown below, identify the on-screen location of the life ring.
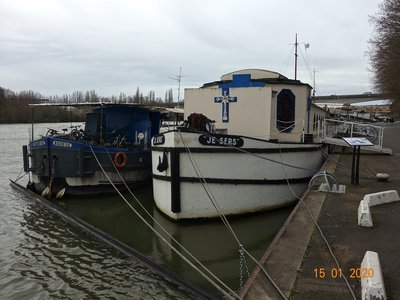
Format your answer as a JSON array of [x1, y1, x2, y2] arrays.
[[113, 152, 127, 168]]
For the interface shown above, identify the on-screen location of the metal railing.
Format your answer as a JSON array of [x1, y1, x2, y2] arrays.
[[315, 119, 384, 148]]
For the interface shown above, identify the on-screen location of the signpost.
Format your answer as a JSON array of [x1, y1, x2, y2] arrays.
[[343, 137, 374, 185]]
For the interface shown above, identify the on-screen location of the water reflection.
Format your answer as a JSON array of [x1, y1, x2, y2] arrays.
[[64, 186, 293, 294]]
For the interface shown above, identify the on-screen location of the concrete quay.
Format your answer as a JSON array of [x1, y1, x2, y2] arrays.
[[240, 124, 400, 299]]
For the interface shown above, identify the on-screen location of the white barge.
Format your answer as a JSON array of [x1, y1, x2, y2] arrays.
[[151, 69, 327, 220]]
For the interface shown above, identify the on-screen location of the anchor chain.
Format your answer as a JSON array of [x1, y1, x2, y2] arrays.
[[49, 156, 57, 186], [239, 244, 250, 291], [43, 156, 57, 198]]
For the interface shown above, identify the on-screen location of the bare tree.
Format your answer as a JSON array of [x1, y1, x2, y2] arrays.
[[134, 87, 140, 103], [0, 87, 5, 100], [164, 88, 173, 105], [368, 0, 400, 116]]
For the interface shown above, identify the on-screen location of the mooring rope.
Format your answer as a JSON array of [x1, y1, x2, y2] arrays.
[[193, 129, 376, 182], [277, 142, 357, 300], [14, 167, 27, 183], [318, 145, 351, 170], [174, 126, 370, 299], [102, 148, 240, 299], [89, 146, 240, 300], [318, 145, 377, 180], [177, 130, 242, 245], [177, 129, 289, 300]]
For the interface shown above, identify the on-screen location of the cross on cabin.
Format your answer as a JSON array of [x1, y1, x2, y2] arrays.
[[214, 88, 237, 123]]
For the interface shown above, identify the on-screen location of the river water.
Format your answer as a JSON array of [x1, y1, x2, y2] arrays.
[[0, 123, 293, 299]]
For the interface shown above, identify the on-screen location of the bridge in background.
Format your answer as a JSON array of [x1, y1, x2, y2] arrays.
[[314, 93, 390, 105]]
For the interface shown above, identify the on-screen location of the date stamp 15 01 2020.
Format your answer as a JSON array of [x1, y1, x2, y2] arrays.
[[313, 267, 375, 279]]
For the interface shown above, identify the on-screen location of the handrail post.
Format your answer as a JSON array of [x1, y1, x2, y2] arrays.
[[350, 123, 354, 138]]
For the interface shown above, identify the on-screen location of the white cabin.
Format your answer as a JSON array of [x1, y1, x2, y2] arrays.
[[184, 69, 326, 142]]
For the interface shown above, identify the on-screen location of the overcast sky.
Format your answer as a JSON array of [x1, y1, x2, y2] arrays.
[[0, 0, 382, 100]]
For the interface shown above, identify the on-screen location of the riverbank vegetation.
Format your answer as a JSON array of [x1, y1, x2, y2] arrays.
[[0, 86, 177, 123], [368, 0, 400, 117]]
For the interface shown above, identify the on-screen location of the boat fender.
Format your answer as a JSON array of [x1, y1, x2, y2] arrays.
[[113, 152, 127, 168], [157, 151, 168, 172], [41, 186, 50, 198], [56, 188, 66, 199]]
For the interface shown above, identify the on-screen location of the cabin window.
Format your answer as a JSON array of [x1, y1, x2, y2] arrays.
[[85, 113, 105, 141], [276, 89, 295, 133]]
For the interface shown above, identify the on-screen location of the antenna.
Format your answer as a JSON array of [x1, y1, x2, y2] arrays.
[[169, 67, 184, 106], [294, 33, 298, 80]]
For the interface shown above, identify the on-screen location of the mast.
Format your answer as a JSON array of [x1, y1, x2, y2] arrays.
[[294, 33, 298, 80], [169, 67, 183, 106], [312, 68, 316, 99]]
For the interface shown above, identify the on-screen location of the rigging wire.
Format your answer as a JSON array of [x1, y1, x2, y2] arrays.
[[298, 45, 313, 82], [89, 145, 240, 300], [279, 45, 295, 76]]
